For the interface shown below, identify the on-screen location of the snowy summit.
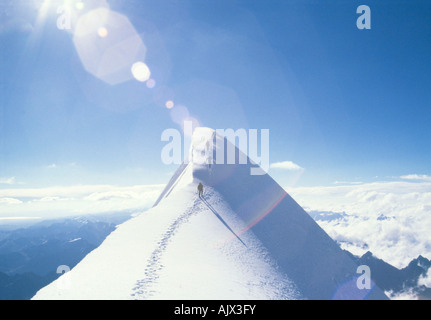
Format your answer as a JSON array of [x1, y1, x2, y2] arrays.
[[33, 128, 388, 300]]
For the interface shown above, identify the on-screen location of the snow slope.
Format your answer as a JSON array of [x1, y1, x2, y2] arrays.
[[33, 128, 388, 300]]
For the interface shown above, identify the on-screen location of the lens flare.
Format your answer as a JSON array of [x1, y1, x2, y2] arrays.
[[131, 62, 151, 82], [146, 78, 156, 88], [165, 100, 174, 109], [97, 27, 108, 37], [73, 7, 147, 85]]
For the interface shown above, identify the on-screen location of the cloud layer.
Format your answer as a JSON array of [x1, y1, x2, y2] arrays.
[[2, 176, 430, 271], [0, 184, 164, 221], [400, 174, 431, 181], [288, 180, 431, 269], [418, 268, 431, 288]]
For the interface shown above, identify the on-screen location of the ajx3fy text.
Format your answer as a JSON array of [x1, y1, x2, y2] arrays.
[[174, 304, 256, 317]]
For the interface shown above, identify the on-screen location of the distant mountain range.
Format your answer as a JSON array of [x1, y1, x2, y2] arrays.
[[0, 211, 429, 300], [308, 210, 431, 299], [346, 250, 431, 299], [0, 212, 132, 300]]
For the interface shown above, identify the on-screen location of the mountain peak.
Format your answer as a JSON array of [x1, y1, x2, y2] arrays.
[[33, 128, 388, 300]]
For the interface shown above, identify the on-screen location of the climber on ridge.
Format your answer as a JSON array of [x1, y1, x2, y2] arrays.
[[198, 182, 204, 198]]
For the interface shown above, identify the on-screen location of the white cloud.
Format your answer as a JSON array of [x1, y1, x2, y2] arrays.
[[33, 196, 69, 202], [0, 197, 23, 205], [287, 181, 431, 269], [400, 174, 431, 181], [0, 184, 165, 221], [333, 181, 363, 185], [270, 161, 303, 171], [0, 217, 42, 221], [46, 163, 78, 169], [418, 269, 431, 287], [385, 289, 419, 300], [0, 177, 16, 185]]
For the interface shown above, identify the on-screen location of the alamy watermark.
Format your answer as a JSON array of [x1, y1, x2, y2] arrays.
[[357, 5, 371, 30], [161, 121, 269, 176], [57, 5, 72, 30], [55, 3, 372, 31], [356, 265, 372, 290], [56, 265, 71, 290]]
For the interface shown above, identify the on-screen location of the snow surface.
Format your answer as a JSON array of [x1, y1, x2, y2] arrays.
[[33, 128, 388, 300]]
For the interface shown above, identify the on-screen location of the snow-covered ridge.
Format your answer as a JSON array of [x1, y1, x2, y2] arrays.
[[32, 128, 388, 300]]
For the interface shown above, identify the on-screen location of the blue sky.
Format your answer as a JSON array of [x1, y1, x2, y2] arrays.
[[1, 0, 430, 188]]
